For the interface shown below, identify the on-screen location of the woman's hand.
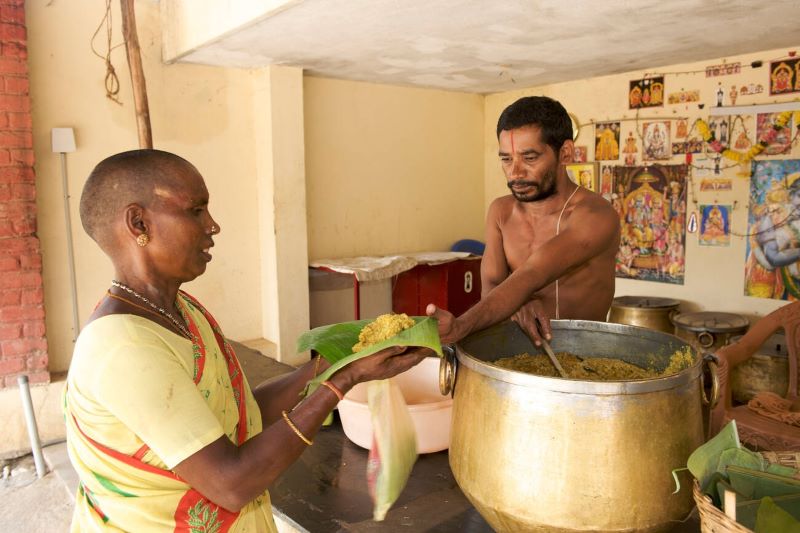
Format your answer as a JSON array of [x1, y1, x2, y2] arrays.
[[331, 345, 434, 392]]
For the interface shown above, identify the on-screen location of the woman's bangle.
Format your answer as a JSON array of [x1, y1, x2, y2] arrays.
[[321, 380, 344, 401], [281, 410, 313, 446]]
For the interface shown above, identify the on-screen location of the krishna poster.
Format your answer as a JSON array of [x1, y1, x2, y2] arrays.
[[612, 165, 688, 284], [744, 159, 800, 300]]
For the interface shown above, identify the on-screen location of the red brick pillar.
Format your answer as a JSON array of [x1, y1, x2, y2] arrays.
[[0, 0, 48, 387]]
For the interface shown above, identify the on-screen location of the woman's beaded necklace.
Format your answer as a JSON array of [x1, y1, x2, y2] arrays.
[[110, 280, 193, 340]]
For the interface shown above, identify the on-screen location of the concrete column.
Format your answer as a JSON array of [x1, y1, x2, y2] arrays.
[[253, 66, 310, 366]]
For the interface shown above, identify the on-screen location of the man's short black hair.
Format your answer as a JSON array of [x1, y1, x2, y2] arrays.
[[79, 149, 195, 248], [496, 96, 573, 154]]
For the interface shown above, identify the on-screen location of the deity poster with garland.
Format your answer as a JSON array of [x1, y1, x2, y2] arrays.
[[706, 115, 731, 149], [744, 159, 800, 300], [612, 165, 688, 284], [731, 114, 755, 151], [757, 112, 793, 155]]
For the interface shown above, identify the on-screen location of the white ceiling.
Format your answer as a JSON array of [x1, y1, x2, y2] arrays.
[[178, 0, 800, 94]]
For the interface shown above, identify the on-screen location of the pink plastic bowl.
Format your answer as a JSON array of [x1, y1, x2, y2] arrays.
[[337, 356, 453, 453]]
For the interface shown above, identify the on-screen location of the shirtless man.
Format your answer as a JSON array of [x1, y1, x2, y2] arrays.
[[428, 96, 620, 345]]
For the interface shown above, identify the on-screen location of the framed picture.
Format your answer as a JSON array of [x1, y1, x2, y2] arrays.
[[629, 76, 664, 109], [769, 58, 800, 95], [573, 145, 588, 162], [566, 163, 599, 192]]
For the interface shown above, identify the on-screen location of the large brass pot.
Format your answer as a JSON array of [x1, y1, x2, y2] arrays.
[[608, 296, 681, 333], [442, 320, 706, 532]]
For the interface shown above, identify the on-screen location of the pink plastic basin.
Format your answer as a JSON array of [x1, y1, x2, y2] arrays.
[[337, 356, 453, 453]]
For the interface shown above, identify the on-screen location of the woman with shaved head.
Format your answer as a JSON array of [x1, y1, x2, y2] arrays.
[[65, 149, 431, 532]]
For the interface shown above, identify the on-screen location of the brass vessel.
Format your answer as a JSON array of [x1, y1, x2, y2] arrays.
[[442, 321, 707, 532], [729, 332, 790, 403], [671, 311, 748, 352], [608, 296, 681, 333]]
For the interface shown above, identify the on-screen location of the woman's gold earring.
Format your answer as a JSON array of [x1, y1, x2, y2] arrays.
[[136, 233, 150, 247]]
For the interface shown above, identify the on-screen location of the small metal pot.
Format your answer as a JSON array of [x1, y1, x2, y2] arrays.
[[608, 296, 681, 333], [671, 311, 749, 352], [729, 332, 790, 403]]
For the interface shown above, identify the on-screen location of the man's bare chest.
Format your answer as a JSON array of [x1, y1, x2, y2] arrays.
[[500, 215, 560, 271]]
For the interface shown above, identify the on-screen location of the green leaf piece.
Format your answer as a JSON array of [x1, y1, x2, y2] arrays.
[[296, 316, 442, 395]]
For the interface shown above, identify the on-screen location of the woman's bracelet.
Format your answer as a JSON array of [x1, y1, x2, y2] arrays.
[[320, 380, 344, 401], [281, 410, 313, 446]]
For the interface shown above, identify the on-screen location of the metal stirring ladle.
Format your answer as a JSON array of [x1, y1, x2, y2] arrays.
[[533, 318, 567, 378], [540, 337, 568, 378]]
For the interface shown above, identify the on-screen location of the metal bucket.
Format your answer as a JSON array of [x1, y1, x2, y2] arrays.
[[441, 320, 708, 532]]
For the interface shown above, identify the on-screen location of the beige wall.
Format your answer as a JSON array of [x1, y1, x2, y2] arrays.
[[27, 1, 264, 372], [26, 1, 488, 374], [304, 76, 485, 260], [485, 46, 800, 322]]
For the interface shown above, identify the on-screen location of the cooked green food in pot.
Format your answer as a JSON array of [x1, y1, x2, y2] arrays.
[[494, 347, 693, 380]]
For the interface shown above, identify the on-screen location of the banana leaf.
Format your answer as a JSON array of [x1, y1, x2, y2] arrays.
[[297, 316, 442, 395]]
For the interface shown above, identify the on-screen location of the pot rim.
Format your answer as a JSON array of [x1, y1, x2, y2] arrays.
[[455, 320, 702, 395], [611, 296, 681, 309]]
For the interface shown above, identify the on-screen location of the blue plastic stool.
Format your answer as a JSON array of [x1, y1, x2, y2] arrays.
[[450, 239, 485, 256]]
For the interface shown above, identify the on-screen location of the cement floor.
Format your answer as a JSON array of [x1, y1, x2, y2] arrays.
[[0, 341, 293, 533]]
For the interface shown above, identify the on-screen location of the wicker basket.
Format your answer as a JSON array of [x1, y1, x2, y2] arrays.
[[693, 451, 800, 532]]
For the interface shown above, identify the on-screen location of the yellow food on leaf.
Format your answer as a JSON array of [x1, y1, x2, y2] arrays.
[[352, 313, 415, 352]]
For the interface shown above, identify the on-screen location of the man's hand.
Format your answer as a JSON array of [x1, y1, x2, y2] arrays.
[[426, 304, 463, 344], [511, 299, 551, 346]]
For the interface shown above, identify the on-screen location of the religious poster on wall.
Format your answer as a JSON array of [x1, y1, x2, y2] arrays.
[[744, 159, 800, 300], [672, 137, 704, 155], [757, 112, 793, 155], [769, 58, 800, 95], [667, 90, 700, 104], [642, 121, 671, 160], [706, 115, 731, 148], [573, 145, 588, 162], [675, 119, 689, 139], [594, 122, 620, 160], [612, 165, 688, 284], [599, 164, 614, 200], [730, 114, 755, 151], [621, 131, 638, 165], [566, 163, 597, 191], [740, 83, 764, 96], [699, 178, 733, 192], [699, 204, 731, 247], [629, 76, 664, 109], [706, 62, 741, 77]]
